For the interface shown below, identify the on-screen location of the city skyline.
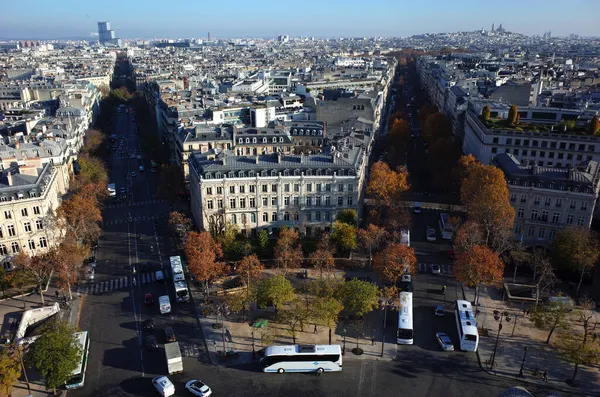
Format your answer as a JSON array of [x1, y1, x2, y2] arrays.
[[1, 0, 599, 40]]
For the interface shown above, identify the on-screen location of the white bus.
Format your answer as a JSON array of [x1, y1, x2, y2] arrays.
[[438, 213, 453, 240], [261, 345, 343, 374], [455, 300, 479, 352], [170, 256, 189, 303], [396, 291, 414, 345], [65, 331, 90, 389]]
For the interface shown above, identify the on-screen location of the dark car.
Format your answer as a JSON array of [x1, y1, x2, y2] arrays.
[[142, 262, 151, 272], [144, 293, 154, 305], [163, 327, 176, 343], [143, 318, 154, 331], [145, 335, 158, 351]]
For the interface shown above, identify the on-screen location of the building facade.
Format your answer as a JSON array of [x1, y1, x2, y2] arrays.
[[188, 147, 367, 237], [494, 153, 600, 248]]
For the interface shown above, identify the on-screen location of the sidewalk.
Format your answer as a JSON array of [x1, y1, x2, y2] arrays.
[[462, 283, 600, 396], [191, 268, 398, 367], [0, 285, 83, 397]]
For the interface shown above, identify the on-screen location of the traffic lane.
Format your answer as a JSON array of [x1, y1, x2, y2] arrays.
[[73, 290, 143, 397], [93, 224, 133, 281]]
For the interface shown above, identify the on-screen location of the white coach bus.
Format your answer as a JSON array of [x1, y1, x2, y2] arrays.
[[261, 345, 342, 374]]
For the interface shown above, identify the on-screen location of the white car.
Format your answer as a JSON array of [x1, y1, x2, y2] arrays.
[[152, 376, 175, 397], [436, 332, 454, 351], [185, 380, 212, 397], [430, 264, 441, 275], [426, 227, 436, 242]]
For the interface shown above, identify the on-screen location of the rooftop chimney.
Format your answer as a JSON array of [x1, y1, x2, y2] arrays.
[[6, 171, 13, 186]]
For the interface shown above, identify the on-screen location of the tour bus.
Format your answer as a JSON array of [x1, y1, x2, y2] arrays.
[[261, 344, 343, 374], [159, 295, 171, 314], [438, 213, 454, 240], [65, 331, 90, 389], [455, 300, 479, 352], [397, 291, 414, 344], [170, 256, 189, 303]]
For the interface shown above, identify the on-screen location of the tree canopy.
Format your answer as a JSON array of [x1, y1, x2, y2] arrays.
[[335, 209, 358, 226], [330, 221, 358, 253], [366, 161, 410, 205], [184, 231, 225, 286], [373, 242, 417, 284], [0, 345, 21, 397], [335, 279, 380, 318], [256, 274, 295, 310], [530, 300, 572, 344], [237, 254, 264, 286], [274, 227, 304, 274]]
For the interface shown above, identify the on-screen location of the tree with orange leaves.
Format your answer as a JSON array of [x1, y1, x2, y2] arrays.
[[453, 220, 484, 254], [460, 159, 515, 253], [366, 161, 410, 206], [184, 231, 226, 292], [237, 254, 264, 286], [357, 224, 389, 266], [55, 193, 103, 246], [274, 227, 304, 275], [49, 242, 88, 300], [373, 242, 417, 285], [387, 118, 412, 151], [12, 252, 54, 305], [83, 129, 105, 155], [454, 245, 504, 305]]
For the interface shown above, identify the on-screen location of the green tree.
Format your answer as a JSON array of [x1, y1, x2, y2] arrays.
[[530, 300, 572, 344], [507, 105, 518, 125], [25, 319, 81, 394], [481, 105, 491, 121], [588, 115, 600, 135], [256, 275, 295, 311], [0, 344, 22, 397], [330, 222, 358, 253], [551, 227, 600, 296], [335, 209, 358, 226], [0, 267, 14, 297], [310, 296, 343, 343], [335, 279, 379, 318], [257, 229, 270, 256], [277, 299, 311, 344]]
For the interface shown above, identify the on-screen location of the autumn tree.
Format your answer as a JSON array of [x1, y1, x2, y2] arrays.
[[335, 209, 358, 226], [373, 242, 417, 285], [357, 224, 389, 266], [83, 129, 105, 155], [168, 211, 193, 249], [422, 112, 452, 142], [387, 118, 412, 154], [0, 267, 14, 298], [309, 235, 335, 278], [366, 161, 410, 205], [454, 245, 504, 305], [530, 299, 572, 344], [419, 104, 438, 127], [184, 231, 225, 292], [49, 242, 88, 301], [25, 319, 81, 394], [335, 279, 380, 318], [273, 227, 304, 274], [0, 345, 22, 397], [507, 105, 518, 125], [237, 254, 264, 286], [453, 220, 484, 254], [460, 159, 514, 253], [12, 252, 54, 305], [330, 221, 358, 254], [55, 193, 103, 245], [557, 299, 600, 385], [256, 274, 295, 311], [588, 115, 600, 135], [74, 155, 108, 199], [481, 105, 491, 121], [157, 164, 185, 203], [551, 226, 600, 296]]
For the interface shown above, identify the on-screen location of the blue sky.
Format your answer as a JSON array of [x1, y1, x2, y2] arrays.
[[1, 0, 598, 39]]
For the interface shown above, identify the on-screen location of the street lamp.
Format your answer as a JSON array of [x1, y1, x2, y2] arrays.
[[251, 329, 256, 360], [342, 328, 347, 355], [215, 302, 230, 355], [518, 346, 528, 377], [489, 310, 511, 370], [380, 298, 394, 357]]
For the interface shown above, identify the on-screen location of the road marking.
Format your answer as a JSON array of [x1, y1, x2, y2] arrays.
[[356, 361, 367, 397], [369, 361, 377, 397]]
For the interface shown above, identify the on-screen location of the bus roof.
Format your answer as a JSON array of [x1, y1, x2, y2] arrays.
[[174, 280, 188, 291], [71, 331, 88, 375], [456, 300, 478, 335], [170, 256, 184, 274], [265, 344, 341, 356], [398, 291, 413, 330]]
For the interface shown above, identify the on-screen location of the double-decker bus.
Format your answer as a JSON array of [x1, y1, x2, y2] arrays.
[[170, 256, 189, 303], [396, 291, 414, 344], [65, 331, 90, 389], [438, 213, 454, 240], [261, 344, 342, 374], [455, 300, 479, 352]]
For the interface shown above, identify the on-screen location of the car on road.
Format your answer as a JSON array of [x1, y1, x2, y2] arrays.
[[143, 318, 155, 331], [436, 332, 454, 351], [152, 376, 175, 397], [131, 172, 137, 177], [142, 262, 151, 272], [413, 202, 422, 214], [185, 380, 212, 397], [120, 186, 126, 193], [139, 165, 144, 172], [87, 256, 97, 268], [426, 227, 436, 242], [163, 327, 176, 343], [434, 305, 445, 317], [144, 293, 154, 305], [145, 335, 158, 351], [130, 154, 137, 159], [430, 264, 441, 275]]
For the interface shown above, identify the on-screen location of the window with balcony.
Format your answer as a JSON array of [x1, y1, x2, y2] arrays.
[[581, 202, 588, 211], [517, 208, 524, 218], [272, 212, 277, 222], [240, 198, 246, 209], [347, 197, 353, 206], [28, 240, 36, 250], [577, 216, 585, 226], [510, 194, 516, 203], [229, 198, 236, 209], [7, 225, 15, 237], [11, 242, 19, 254], [229, 186, 235, 194], [21, 208, 28, 217], [527, 226, 535, 237], [4, 211, 12, 220], [531, 210, 538, 220], [262, 197, 268, 206], [534, 196, 540, 205], [552, 213, 560, 224], [218, 199, 224, 209], [544, 197, 551, 206], [566, 214, 574, 224], [250, 185, 256, 193], [263, 213, 268, 222], [271, 197, 277, 206], [207, 200, 214, 209], [33, 206, 41, 215], [538, 228, 545, 240], [284, 197, 290, 206], [24, 222, 31, 232]]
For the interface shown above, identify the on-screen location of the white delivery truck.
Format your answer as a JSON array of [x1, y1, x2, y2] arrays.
[[159, 295, 171, 314], [107, 183, 116, 197], [165, 342, 183, 375]]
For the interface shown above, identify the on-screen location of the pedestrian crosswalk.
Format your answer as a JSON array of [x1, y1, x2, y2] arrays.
[[417, 263, 453, 275], [103, 213, 169, 226], [76, 272, 157, 295], [105, 199, 165, 209]]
